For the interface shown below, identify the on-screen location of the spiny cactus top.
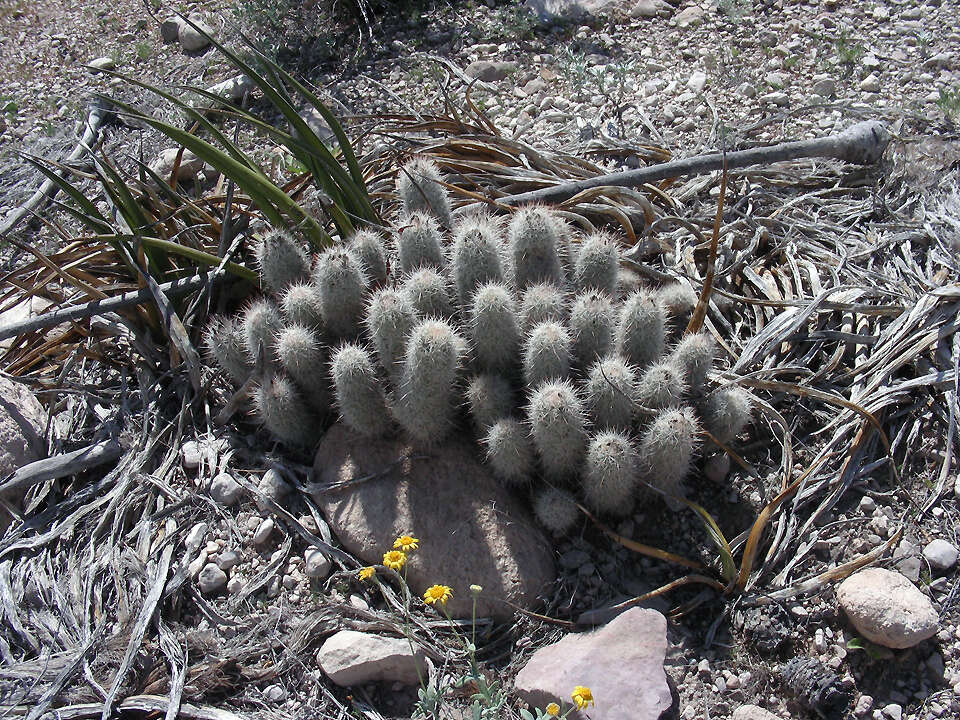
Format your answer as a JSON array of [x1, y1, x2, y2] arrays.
[[205, 161, 749, 538]]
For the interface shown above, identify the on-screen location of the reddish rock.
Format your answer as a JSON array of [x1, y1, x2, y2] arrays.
[[514, 607, 672, 719], [312, 423, 554, 621]]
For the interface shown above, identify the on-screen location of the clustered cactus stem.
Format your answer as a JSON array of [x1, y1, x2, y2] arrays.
[[205, 160, 752, 539]]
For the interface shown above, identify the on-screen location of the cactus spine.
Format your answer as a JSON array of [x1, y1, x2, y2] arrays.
[[254, 229, 311, 293], [533, 486, 580, 537], [397, 156, 453, 229], [527, 379, 588, 481], [519, 283, 567, 334], [392, 319, 465, 444], [573, 233, 619, 295], [569, 291, 615, 368], [281, 282, 324, 332], [658, 282, 698, 339], [254, 375, 316, 447], [465, 373, 514, 431], [366, 288, 416, 386], [669, 332, 715, 396], [205, 316, 252, 384], [636, 360, 686, 412], [349, 229, 389, 287], [396, 212, 445, 274], [277, 325, 331, 414], [700, 386, 752, 444], [330, 344, 392, 437], [615, 290, 665, 370], [313, 247, 368, 340], [637, 407, 699, 497], [582, 431, 639, 516], [402, 268, 454, 320], [507, 207, 566, 290], [242, 299, 283, 365], [523, 321, 573, 387], [616, 267, 643, 300], [583, 356, 637, 432], [450, 215, 504, 306], [469, 282, 520, 372], [483, 418, 535, 486]]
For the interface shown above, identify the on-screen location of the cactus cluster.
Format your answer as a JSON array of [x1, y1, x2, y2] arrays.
[[205, 156, 752, 537]]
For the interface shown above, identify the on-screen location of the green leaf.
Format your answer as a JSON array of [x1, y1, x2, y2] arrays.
[[679, 497, 738, 582], [519, 710, 536, 720]]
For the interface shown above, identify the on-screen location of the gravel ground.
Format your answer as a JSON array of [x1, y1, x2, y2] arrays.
[[2, 1, 959, 719]]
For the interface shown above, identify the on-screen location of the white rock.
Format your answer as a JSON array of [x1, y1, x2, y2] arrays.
[[737, 82, 757, 98], [304, 547, 332, 578], [179, 17, 214, 53], [923, 539, 958, 570], [760, 92, 790, 106], [258, 468, 291, 507], [854, 695, 874, 717], [0, 377, 46, 533], [859, 495, 876, 513], [687, 71, 707, 92], [881, 703, 902, 720], [198, 563, 227, 593], [630, 0, 669, 18], [837, 568, 939, 648], [674, 6, 703, 28], [317, 630, 427, 686], [187, 551, 208, 579], [185, 522, 208, 552], [227, 577, 243, 594], [732, 706, 782, 720], [263, 684, 286, 702], [181, 440, 202, 470], [860, 74, 881, 92], [210, 472, 243, 506], [253, 518, 275, 545], [88, 57, 115, 72]]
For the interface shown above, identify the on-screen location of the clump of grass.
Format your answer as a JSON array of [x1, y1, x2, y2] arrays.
[[935, 86, 960, 123]]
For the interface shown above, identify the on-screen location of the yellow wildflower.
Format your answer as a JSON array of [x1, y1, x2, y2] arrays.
[[545, 702, 560, 716], [571, 686, 594, 710], [382, 550, 407, 571], [357, 566, 375, 581], [423, 584, 453, 607], [393, 535, 419, 552]]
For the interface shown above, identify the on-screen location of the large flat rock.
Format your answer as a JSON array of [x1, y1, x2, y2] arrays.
[[514, 607, 672, 719], [312, 423, 554, 621]]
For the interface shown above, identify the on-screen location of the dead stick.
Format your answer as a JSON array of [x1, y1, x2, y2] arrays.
[[497, 121, 891, 207], [0, 272, 217, 343], [0, 439, 122, 494]]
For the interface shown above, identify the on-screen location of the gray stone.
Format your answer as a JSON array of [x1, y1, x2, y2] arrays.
[[760, 92, 790, 106], [262, 684, 286, 702], [514, 608, 671, 720], [923, 539, 958, 570], [525, 0, 617, 20], [198, 563, 227, 593], [187, 551, 208, 579], [837, 568, 939, 649], [630, 0, 670, 18], [854, 695, 874, 717], [881, 704, 902, 720], [160, 17, 181, 43], [227, 577, 243, 594], [88, 57, 115, 72], [304, 547, 332, 578], [812, 78, 836, 97], [210, 472, 243, 506], [216, 550, 240, 571], [253, 518, 275, 545], [860, 74, 881, 92], [0, 377, 46, 532], [179, 17, 214, 53], [465, 61, 518, 82], [185, 522, 208, 552], [732, 707, 782, 720], [674, 6, 704, 28], [737, 82, 757, 98], [318, 630, 427, 686], [259, 468, 291, 503], [151, 148, 204, 182], [204, 75, 254, 105], [312, 423, 554, 621]]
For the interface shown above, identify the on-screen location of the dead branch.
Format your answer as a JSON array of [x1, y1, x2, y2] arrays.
[[0, 439, 122, 494], [496, 121, 891, 207]]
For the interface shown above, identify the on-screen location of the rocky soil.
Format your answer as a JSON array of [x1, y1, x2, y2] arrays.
[[1, 1, 959, 720]]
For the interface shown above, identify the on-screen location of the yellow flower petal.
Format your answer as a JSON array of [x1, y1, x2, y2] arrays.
[[571, 686, 594, 710], [357, 566, 375, 581], [382, 550, 407, 571], [423, 584, 453, 606], [393, 535, 419, 552], [545, 702, 560, 716]]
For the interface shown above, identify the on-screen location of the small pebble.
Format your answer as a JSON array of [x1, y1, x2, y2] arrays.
[[197, 563, 227, 593], [185, 522, 208, 552], [217, 550, 240, 571], [253, 518, 275, 545], [923, 539, 958, 570]]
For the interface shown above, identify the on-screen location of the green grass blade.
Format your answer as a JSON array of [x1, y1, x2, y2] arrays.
[[23, 157, 113, 235]]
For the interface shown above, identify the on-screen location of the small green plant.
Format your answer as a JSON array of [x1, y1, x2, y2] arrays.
[[935, 86, 960, 122], [834, 26, 864, 65], [135, 41, 153, 61], [718, 0, 751, 22]]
